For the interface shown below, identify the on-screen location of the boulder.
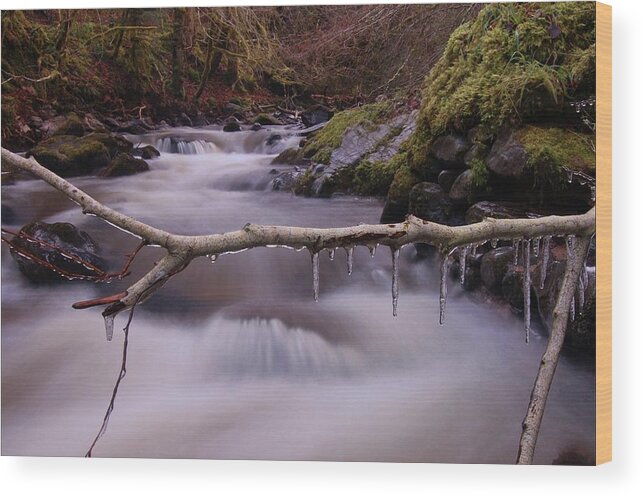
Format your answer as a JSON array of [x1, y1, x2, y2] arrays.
[[408, 182, 454, 225], [271, 147, 307, 166], [50, 112, 85, 138], [253, 113, 282, 126], [83, 113, 108, 133], [266, 134, 283, 146], [100, 153, 150, 177], [437, 169, 460, 193], [430, 134, 469, 168], [486, 130, 529, 179], [271, 170, 303, 192], [28, 134, 112, 177], [223, 122, 241, 132], [480, 246, 514, 293], [449, 169, 474, 205], [9, 221, 107, 283], [301, 106, 334, 127], [380, 197, 408, 224], [132, 145, 160, 160]]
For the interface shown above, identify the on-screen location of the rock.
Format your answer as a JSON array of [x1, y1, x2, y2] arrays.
[[311, 173, 334, 198], [253, 113, 282, 126], [365, 111, 418, 164], [437, 170, 460, 192], [430, 134, 469, 167], [465, 201, 540, 224], [271, 147, 307, 166], [480, 246, 514, 293], [53, 112, 85, 137], [301, 106, 333, 127], [502, 266, 528, 311], [486, 130, 529, 179], [224, 102, 243, 114], [448, 169, 474, 205], [179, 113, 193, 127], [271, 170, 302, 192], [132, 145, 160, 160], [380, 197, 408, 224], [223, 122, 241, 132], [9, 221, 107, 283], [266, 134, 282, 146], [193, 113, 208, 127], [100, 153, 149, 177], [28, 134, 112, 177], [330, 124, 389, 168], [250, 123, 263, 131], [408, 182, 454, 225]]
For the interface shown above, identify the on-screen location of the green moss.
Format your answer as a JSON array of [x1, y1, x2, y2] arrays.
[[387, 159, 422, 202], [517, 125, 595, 173], [254, 113, 281, 125], [470, 158, 489, 189], [303, 102, 391, 161], [353, 153, 406, 196], [408, 2, 596, 170], [292, 169, 315, 196]]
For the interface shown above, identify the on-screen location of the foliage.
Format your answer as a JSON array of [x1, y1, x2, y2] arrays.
[[407, 2, 596, 170], [469, 158, 489, 189], [353, 153, 406, 196]]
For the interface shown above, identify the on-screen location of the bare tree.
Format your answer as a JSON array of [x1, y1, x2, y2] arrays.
[[1, 147, 595, 463]]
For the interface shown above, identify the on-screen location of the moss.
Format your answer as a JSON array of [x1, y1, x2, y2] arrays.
[[292, 169, 315, 196], [470, 157, 489, 189], [517, 125, 595, 174], [408, 2, 596, 170], [55, 112, 85, 137], [303, 102, 391, 161], [387, 159, 422, 203], [254, 113, 281, 125], [353, 153, 406, 196]]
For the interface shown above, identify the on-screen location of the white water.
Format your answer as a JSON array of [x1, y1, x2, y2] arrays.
[[1, 126, 595, 463]]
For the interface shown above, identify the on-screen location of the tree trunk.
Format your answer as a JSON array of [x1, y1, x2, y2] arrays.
[[170, 8, 186, 99], [111, 9, 130, 60]]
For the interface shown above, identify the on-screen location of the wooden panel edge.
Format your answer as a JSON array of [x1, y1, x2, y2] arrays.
[[595, 0, 612, 465]]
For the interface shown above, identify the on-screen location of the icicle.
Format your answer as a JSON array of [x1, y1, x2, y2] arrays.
[[540, 236, 551, 290], [104, 314, 115, 342], [570, 296, 576, 322], [439, 254, 449, 325], [567, 169, 574, 183], [590, 184, 596, 203], [533, 237, 541, 257], [391, 247, 400, 317], [368, 244, 378, 258], [459, 245, 468, 285], [328, 248, 336, 261], [471, 244, 478, 257], [523, 239, 531, 343], [576, 274, 586, 316], [207, 254, 218, 264], [513, 240, 520, 266], [345, 246, 354, 275], [490, 239, 499, 249], [311, 251, 320, 302]]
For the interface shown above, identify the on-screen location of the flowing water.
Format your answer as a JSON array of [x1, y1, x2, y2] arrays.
[[1, 126, 595, 463]]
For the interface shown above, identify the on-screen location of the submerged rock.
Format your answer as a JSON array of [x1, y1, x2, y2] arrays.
[[132, 144, 160, 160], [271, 147, 308, 166], [301, 105, 333, 127], [9, 221, 107, 283], [100, 153, 150, 177], [223, 121, 241, 132]]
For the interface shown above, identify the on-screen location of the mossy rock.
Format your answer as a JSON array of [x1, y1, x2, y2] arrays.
[[271, 147, 307, 166], [487, 125, 595, 183], [407, 2, 596, 170], [29, 135, 111, 177], [302, 102, 390, 164], [100, 153, 150, 177], [253, 113, 282, 126], [53, 112, 85, 137]]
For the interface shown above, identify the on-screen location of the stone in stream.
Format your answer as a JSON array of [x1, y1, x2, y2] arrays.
[[132, 144, 161, 160], [100, 153, 150, 177], [480, 246, 515, 293], [301, 105, 333, 127], [9, 221, 108, 283], [408, 182, 454, 225]]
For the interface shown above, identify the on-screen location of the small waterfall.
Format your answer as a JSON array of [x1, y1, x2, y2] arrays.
[[155, 137, 220, 154]]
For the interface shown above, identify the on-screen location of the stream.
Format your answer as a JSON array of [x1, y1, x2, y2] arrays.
[[1, 126, 595, 463]]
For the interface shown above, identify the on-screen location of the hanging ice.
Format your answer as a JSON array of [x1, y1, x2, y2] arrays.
[[328, 248, 336, 261], [391, 247, 400, 317], [439, 255, 449, 325], [513, 240, 520, 266], [459, 245, 468, 285], [208, 254, 218, 264], [491, 239, 498, 249], [540, 236, 551, 290], [576, 273, 586, 316], [533, 237, 541, 257], [368, 244, 378, 258], [345, 247, 354, 275], [104, 314, 115, 342], [570, 296, 576, 322], [311, 251, 320, 302], [523, 239, 531, 343]]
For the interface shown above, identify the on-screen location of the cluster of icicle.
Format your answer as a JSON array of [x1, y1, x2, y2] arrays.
[[196, 235, 589, 345]]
